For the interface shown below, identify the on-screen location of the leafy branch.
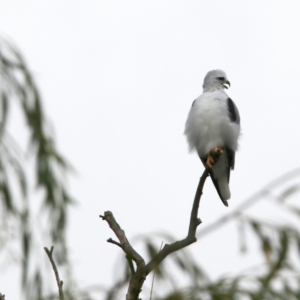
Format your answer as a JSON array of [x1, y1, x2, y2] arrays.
[[0, 37, 73, 298]]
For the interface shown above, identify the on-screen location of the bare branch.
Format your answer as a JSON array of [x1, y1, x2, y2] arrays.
[[197, 167, 300, 240], [44, 246, 64, 300], [107, 237, 136, 274], [101, 167, 210, 299], [107, 238, 123, 248], [100, 212, 146, 300], [145, 168, 209, 275]]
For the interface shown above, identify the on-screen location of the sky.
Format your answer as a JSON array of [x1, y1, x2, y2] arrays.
[[1, 1, 300, 299]]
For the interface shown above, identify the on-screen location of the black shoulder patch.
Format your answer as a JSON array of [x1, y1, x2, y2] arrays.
[[192, 99, 196, 107], [227, 98, 237, 122]]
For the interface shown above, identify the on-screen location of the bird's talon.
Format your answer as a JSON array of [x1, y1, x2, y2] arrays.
[[206, 147, 224, 168], [213, 147, 224, 154], [206, 155, 214, 168]]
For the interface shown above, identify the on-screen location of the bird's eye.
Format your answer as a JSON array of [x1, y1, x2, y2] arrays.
[[217, 77, 225, 81]]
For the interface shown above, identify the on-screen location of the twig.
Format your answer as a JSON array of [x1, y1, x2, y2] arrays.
[[101, 167, 210, 299], [126, 255, 136, 275], [107, 238, 123, 248], [107, 238, 135, 274], [44, 246, 64, 300]]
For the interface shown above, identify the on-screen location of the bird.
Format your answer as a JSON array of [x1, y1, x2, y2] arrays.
[[184, 70, 241, 206]]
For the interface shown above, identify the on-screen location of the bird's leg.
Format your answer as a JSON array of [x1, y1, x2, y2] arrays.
[[205, 147, 224, 168]]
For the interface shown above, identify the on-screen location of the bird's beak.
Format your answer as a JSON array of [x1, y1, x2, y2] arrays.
[[223, 80, 231, 89]]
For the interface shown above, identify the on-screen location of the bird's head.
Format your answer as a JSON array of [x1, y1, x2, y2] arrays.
[[202, 70, 231, 91]]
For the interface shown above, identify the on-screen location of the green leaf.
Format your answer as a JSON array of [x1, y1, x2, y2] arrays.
[[0, 91, 9, 136]]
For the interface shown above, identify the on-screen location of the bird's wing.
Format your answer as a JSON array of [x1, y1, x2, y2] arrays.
[[227, 97, 240, 124], [226, 97, 240, 173], [209, 150, 231, 206]]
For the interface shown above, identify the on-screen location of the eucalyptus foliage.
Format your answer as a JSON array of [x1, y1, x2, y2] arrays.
[[0, 38, 73, 298]]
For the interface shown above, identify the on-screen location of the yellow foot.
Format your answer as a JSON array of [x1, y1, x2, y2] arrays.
[[206, 155, 214, 168], [205, 147, 224, 168], [213, 147, 224, 155]]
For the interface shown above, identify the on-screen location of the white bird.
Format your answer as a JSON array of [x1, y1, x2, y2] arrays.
[[184, 70, 241, 206]]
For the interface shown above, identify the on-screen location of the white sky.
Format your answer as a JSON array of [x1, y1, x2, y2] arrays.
[[1, 1, 300, 299]]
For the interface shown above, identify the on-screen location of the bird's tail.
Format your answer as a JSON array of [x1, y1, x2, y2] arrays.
[[216, 176, 231, 206], [209, 152, 231, 206]]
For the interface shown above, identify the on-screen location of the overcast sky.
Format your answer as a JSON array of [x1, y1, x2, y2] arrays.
[[1, 1, 300, 299]]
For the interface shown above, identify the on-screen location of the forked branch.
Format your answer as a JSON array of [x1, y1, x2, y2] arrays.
[[44, 246, 64, 300], [100, 212, 145, 300], [100, 167, 210, 300]]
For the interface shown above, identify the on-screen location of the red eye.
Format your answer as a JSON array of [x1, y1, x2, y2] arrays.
[[217, 77, 225, 81]]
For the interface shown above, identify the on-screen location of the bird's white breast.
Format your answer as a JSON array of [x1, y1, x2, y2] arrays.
[[185, 91, 240, 157]]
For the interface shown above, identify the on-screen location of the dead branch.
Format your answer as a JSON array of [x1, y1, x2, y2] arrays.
[[100, 211, 145, 300], [100, 167, 209, 300], [44, 246, 64, 300]]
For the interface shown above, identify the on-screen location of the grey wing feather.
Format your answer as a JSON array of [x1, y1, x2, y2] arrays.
[[227, 98, 240, 124], [226, 98, 239, 174], [209, 169, 229, 206], [227, 147, 235, 177]]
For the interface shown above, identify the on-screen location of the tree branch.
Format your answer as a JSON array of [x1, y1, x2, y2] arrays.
[[107, 238, 123, 248], [44, 246, 64, 300], [197, 167, 300, 240], [100, 212, 146, 300], [145, 168, 209, 275], [126, 254, 136, 275], [101, 168, 210, 299]]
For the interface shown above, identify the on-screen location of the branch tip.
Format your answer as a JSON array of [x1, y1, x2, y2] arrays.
[[100, 211, 146, 299], [100, 211, 113, 220], [107, 238, 123, 248], [145, 168, 208, 277], [44, 245, 64, 300]]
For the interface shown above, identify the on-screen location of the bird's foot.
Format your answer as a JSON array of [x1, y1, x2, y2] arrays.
[[206, 155, 215, 168], [205, 147, 224, 168]]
